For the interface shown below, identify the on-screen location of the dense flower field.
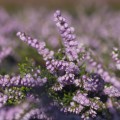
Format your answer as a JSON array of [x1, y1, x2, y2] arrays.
[[0, 6, 120, 120]]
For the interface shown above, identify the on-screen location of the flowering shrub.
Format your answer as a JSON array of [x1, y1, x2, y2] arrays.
[[0, 10, 120, 120]]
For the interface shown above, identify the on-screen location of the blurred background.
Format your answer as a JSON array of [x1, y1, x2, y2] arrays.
[[1, 0, 120, 12]]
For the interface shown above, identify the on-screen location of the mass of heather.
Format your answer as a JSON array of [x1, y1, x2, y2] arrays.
[[0, 1, 120, 120]]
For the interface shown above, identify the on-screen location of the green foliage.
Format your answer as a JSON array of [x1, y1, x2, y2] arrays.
[[54, 48, 65, 60], [79, 64, 87, 76], [18, 57, 33, 77], [49, 85, 78, 107], [16, 43, 43, 64], [62, 92, 74, 106], [40, 67, 57, 89], [6, 87, 26, 105], [21, 86, 31, 93], [18, 57, 41, 77], [6, 86, 32, 106]]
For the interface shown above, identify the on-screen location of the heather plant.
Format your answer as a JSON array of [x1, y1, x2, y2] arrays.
[[16, 10, 120, 120], [0, 10, 120, 120]]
